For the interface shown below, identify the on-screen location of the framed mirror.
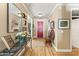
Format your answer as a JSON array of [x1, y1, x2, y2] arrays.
[[7, 3, 22, 32], [50, 21, 54, 29]]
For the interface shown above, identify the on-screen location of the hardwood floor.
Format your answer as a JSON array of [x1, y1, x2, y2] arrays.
[[24, 38, 79, 56], [53, 48, 79, 56], [24, 38, 54, 56], [24, 46, 54, 56]]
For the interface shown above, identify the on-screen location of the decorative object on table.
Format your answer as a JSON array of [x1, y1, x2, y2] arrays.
[[22, 18, 27, 31], [19, 13, 28, 31], [18, 13, 27, 19], [50, 21, 54, 29], [58, 19, 70, 29], [1, 35, 15, 50], [16, 31, 29, 46]]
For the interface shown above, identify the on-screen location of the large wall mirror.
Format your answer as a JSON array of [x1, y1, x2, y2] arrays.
[[7, 3, 22, 32]]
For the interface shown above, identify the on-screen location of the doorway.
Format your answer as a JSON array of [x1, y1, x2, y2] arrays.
[[37, 21, 43, 38]]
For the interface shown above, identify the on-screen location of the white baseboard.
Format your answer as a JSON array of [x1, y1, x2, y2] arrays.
[[52, 43, 57, 51], [56, 49, 72, 52], [52, 43, 72, 52]]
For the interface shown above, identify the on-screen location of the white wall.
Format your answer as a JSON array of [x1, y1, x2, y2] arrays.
[[0, 4, 16, 52], [50, 4, 71, 52], [0, 4, 9, 52]]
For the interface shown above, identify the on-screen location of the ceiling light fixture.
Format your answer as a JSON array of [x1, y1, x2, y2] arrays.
[[37, 12, 44, 17]]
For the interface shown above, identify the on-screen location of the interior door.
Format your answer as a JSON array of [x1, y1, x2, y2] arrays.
[[37, 21, 43, 38], [71, 19, 79, 48]]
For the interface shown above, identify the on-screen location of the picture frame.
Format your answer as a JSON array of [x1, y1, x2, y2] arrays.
[[1, 35, 14, 50], [58, 20, 70, 29], [50, 21, 54, 29]]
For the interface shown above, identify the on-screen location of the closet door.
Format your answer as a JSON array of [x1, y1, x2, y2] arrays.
[[71, 19, 79, 48]]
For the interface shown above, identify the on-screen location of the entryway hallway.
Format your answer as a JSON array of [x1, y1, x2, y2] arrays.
[[1, 3, 79, 56]]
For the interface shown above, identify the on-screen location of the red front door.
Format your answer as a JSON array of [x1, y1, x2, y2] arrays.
[[37, 21, 43, 38]]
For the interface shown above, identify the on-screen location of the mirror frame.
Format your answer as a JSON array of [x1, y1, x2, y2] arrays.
[[7, 3, 21, 33]]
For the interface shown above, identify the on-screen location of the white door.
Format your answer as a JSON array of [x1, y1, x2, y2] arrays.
[[71, 19, 79, 48]]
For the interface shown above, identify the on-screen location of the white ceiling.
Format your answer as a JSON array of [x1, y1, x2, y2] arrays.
[[25, 3, 56, 18]]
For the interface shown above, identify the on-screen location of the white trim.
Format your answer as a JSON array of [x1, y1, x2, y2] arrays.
[[30, 17, 33, 38], [52, 41, 72, 52], [55, 18, 58, 52], [56, 49, 72, 52], [70, 9, 72, 52], [30, 17, 33, 48], [52, 43, 57, 51]]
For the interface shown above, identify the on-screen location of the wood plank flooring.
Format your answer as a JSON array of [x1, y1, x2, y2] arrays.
[[53, 48, 79, 56], [24, 38, 79, 56], [24, 38, 54, 56], [24, 46, 54, 56]]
